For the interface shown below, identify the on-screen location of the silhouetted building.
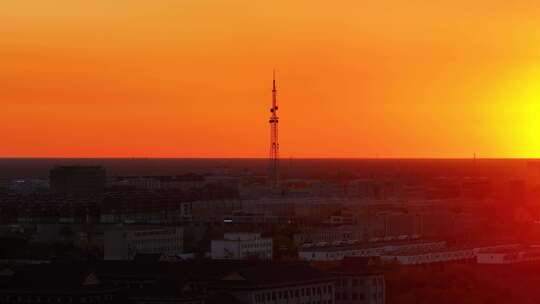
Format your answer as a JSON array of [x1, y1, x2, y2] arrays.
[[213, 263, 335, 304], [49, 166, 106, 197], [0, 264, 119, 303], [331, 258, 385, 304]]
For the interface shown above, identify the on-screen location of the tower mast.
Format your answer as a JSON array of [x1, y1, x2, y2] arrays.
[[269, 70, 279, 189]]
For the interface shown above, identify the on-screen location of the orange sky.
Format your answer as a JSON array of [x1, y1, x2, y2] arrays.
[[2, 0, 540, 158]]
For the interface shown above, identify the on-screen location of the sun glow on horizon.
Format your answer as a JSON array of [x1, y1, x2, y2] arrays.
[[484, 67, 540, 158]]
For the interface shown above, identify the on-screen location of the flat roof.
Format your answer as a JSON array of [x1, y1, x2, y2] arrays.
[[477, 246, 540, 254], [382, 246, 476, 256], [299, 240, 444, 253]]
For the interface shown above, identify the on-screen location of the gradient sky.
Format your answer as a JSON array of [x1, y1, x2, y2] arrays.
[[2, 0, 540, 158]]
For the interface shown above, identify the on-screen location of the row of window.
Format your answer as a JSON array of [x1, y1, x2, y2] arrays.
[[336, 278, 363, 287], [240, 241, 272, 249], [335, 292, 364, 301], [399, 251, 474, 263], [254, 284, 334, 303]]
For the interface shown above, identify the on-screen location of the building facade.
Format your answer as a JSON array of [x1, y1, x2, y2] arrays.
[[333, 272, 385, 304]]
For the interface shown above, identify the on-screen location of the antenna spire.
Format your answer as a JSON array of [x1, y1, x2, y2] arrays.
[[272, 69, 276, 91], [269, 70, 280, 190]]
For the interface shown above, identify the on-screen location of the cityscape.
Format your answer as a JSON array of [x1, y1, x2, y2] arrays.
[[2, 1, 540, 304]]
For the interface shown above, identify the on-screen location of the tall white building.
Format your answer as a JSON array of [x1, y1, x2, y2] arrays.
[[211, 233, 273, 260], [104, 226, 183, 260]]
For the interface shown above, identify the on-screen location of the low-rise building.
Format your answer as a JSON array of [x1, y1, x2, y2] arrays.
[[211, 233, 273, 260], [380, 247, 475, 265], [104, 226, 183, 260], [180, 199, 242, 222], [380, 243, 521, 265], [294, 229, 357, 246], [299, 240, 445, 261], [477, 246, 540, 264]]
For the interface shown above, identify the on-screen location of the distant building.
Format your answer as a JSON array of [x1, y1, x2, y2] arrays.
[[351, 178, 400, 201], [49, 166, 106, 197], [242, 197, 342, 222], [112, 174, 206, 190], [180, 199, 242, 222], [223, 211, 285, 225], [211, 233, 273, 260], [100, 185, 239, 224], [104, 226, 183, 260], [293, 228, 357, 246]]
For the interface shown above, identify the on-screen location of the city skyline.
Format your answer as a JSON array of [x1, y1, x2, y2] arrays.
[[2, 1, 540, 158]]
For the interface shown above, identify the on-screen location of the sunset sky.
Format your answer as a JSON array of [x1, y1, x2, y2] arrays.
[[2, 0, 540, 158]]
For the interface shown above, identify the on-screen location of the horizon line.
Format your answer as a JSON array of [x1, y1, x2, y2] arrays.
[[0, 156, 539, 160]]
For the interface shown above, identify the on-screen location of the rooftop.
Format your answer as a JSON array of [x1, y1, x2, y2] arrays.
[[299, 240, 444, 253], [216, 263, 334, 288]]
